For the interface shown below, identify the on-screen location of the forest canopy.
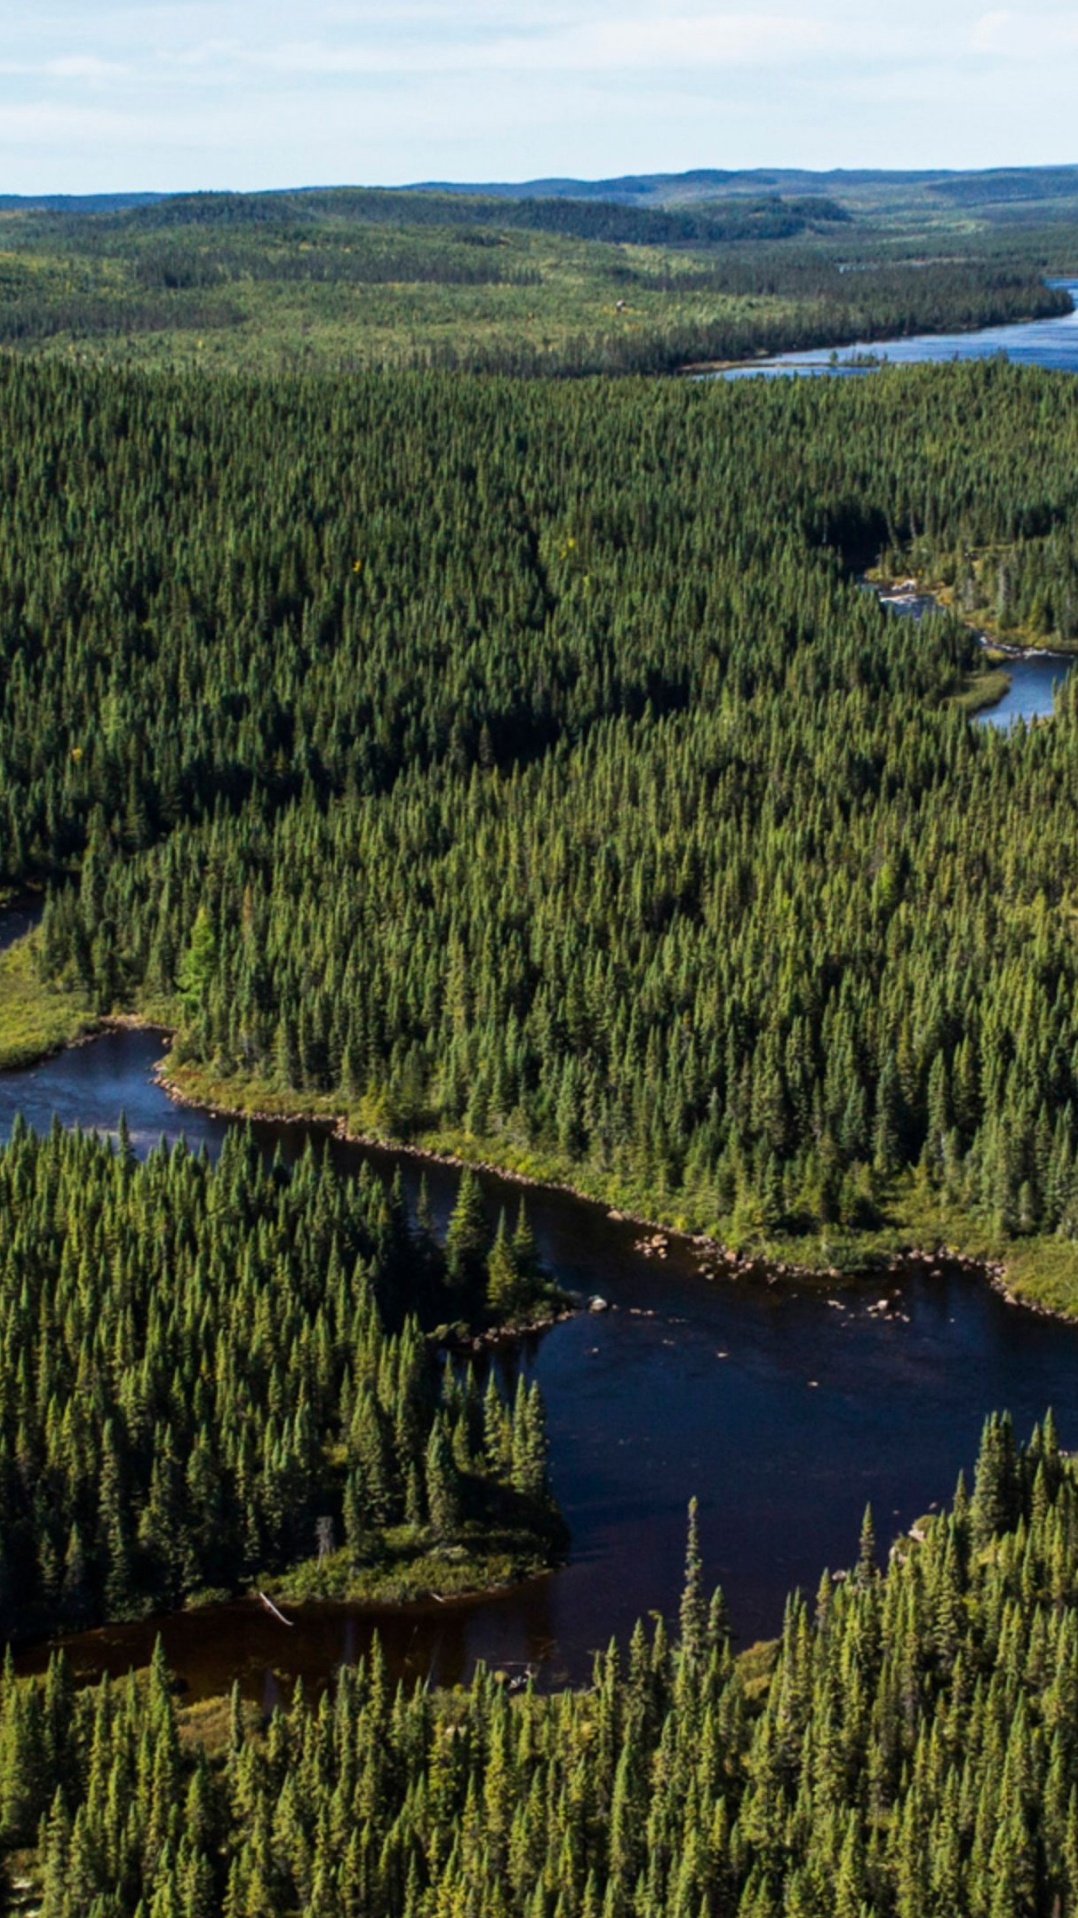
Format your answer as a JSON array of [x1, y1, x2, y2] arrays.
[[4, 172, 1078, 1917], [1, 1416, 1076, 1918], [0, 1119, 558, 1641], [2, 356, 1078, 1264]]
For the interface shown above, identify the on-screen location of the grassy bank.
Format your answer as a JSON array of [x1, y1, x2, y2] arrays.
[[0, 933, 93, 1069], [5, 931, 1077, 1321], [14, 1517, 564, 1654], [263, 1517, 563, 1610], [161, 1053, 1078, 1321], [947, 666, 1012, 713]]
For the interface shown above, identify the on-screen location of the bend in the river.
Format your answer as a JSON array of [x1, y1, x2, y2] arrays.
[[863, 578, 1077, 727], [8, 308, 1078, 1698], [2, 1013, 1078, 1703]]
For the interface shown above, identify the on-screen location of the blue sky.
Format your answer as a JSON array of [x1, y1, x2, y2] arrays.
[[0, 3, 1074, 194]]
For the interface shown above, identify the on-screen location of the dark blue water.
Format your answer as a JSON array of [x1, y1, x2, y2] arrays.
[[977, 653, 1076, 730], [3, 1020, 1077, 1698], [723, 279, 1078, 380], [6, 288, 1078, 1698], [0, 895, 42, 953]]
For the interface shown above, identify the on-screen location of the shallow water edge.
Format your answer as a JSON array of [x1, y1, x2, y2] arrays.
[[5, 1022, 1078, 1699]]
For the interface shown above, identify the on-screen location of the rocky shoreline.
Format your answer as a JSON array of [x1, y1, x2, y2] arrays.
[[143, 1040, 1078, 1330], [870, 573, 1078, 663], [0, 1002, 1054, 1329]]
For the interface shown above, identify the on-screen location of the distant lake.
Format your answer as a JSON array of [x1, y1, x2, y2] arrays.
[[722, 279, 1078, 380]]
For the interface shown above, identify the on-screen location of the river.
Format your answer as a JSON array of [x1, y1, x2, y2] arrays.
[[721, 278, 1078, 380], [867, 580, 1076, 727], [0, 894, 43, 946], [6, 307, 1078, 1695], [2, 1016, 1078, 1702]]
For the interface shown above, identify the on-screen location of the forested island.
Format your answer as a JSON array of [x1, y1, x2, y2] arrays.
[[4, 167, 1078, 1913]]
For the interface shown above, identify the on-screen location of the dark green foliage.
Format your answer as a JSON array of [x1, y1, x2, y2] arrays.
[[445, 1169, 489, 1298], [0, 1121, 553, 1637], [373, 188, 850, 246], [4, 1417, 1078, 1916], [8, 358, 1078, 1238]]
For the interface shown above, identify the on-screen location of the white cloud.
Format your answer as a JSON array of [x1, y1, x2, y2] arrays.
[[0, 2, 1074, 191], [971, 8, 1013, 50], [553, 13, 830, 69], [971, 6, 1078, 53], [259, 14, 830, 78], [45, 54, 129, 80], [0, 102, 158, 145]]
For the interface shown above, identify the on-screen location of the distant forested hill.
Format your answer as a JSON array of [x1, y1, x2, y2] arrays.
[[0, 172, 1068, 376]]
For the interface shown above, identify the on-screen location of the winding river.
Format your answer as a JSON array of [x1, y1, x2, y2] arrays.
[[8, 296, 1078, 1699], [868, 581, 1076, 726], [2, 1014, 1078, 1703]]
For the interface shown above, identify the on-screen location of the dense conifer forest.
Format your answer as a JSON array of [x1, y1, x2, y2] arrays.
[[4, 357, 1078, 1291], [6, 172, 1078, 1910], [0, 1120, 558, 1640], [0, 1418, 1074, 1916]]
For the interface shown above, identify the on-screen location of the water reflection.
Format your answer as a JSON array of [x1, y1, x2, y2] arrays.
[[0, 894, 42, 954], [974, 653, 1075, 730], [2, 1021, 1078, 1698], [17, 1579, 565, 1704]]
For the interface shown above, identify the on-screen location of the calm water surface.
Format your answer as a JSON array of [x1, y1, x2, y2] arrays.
[[869, 581, 1076, 728], [0, 895, 42, 952], [975, 654, 1074, 729], [7, 288, 1078, 1700], [722, 278, 1078, 381], [3, 1021, 1077, 1699]]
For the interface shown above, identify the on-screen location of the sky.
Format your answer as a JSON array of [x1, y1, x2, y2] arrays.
[[0, 2, 1075, 195]]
